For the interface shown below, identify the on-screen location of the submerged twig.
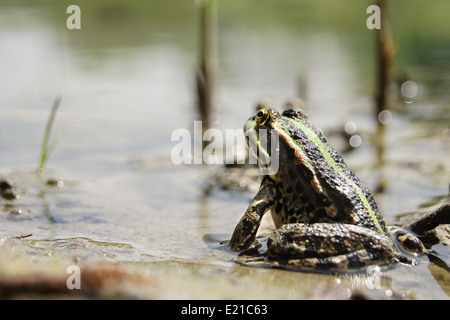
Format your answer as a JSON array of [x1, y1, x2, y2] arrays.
[[15, 234, 33, 240], [406, 197, 450, 235]]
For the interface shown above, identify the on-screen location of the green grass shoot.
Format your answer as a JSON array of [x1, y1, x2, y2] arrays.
[[38, 96, 61, 171]]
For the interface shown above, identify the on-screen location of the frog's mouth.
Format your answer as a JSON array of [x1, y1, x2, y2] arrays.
[[244, 118, 279, 175]]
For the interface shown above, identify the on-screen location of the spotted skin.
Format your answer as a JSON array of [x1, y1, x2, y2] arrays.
[[230, 179, 276, 250], [230, 107, 424, 270], [267, 223, 407, 269]]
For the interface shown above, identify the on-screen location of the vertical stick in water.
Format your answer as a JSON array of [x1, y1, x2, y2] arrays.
[[374, 0, 394, 191], [375, 0, 395, 119], [196, 0, 217, 132]]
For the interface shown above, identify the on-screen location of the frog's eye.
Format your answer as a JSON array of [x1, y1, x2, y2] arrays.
[[255, 109, 270, 126]]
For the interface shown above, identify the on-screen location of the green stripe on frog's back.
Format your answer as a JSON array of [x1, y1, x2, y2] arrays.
[[278, 116, 385, 235]]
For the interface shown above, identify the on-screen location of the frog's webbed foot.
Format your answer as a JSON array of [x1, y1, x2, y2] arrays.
[[266, 223, 399, 270]]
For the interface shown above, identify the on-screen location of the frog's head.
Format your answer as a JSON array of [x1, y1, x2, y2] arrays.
[[245, 108, 281, 174], [244, 106, 311, 176]]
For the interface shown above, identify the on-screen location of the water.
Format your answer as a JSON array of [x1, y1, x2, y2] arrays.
[[0, 0, 449, 299]]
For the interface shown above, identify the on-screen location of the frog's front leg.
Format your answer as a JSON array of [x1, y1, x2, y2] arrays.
[[267, 223, 401, 269], [230, 178, 277, 250]]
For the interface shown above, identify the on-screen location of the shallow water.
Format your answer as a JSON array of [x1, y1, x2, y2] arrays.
[[0, 1, 449, 299]]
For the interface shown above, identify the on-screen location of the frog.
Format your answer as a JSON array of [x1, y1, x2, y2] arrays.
[[229, 107, 426, 270]]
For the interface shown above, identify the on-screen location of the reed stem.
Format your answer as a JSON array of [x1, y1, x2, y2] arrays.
[[196, 0, 217, 131]]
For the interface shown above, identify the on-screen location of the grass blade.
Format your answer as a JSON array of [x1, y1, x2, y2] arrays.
[[38, 96, 61, 171]]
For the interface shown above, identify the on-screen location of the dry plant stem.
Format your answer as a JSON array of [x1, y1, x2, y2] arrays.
[[196, 0, 217, 132]]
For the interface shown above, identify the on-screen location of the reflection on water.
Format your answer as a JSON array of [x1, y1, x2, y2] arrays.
[[0, 0, 449, 299]]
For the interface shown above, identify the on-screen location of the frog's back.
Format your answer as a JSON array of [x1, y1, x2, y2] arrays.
[[274, 108, 388, 234]]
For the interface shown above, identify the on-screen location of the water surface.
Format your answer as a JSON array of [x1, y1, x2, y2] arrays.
[[0, 0, 449, 299]]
